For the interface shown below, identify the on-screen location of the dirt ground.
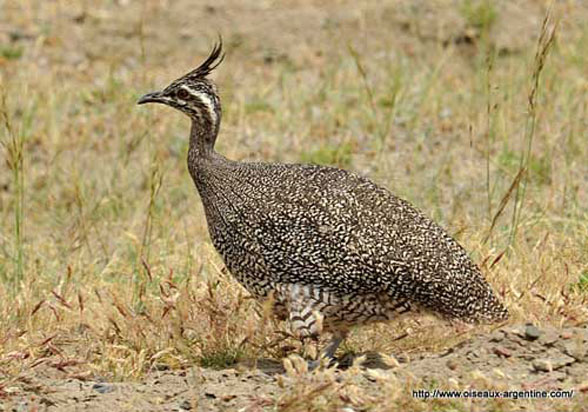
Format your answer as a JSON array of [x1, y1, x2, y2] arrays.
[[2, 323, 586, 411]]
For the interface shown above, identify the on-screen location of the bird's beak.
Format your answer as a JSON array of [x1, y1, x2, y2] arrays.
[[137, 91, 165, 105]]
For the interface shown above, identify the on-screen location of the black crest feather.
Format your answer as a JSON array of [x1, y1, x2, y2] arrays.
[[186, 37, 225, 79]]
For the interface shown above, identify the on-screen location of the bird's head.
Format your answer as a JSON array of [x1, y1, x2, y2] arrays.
[[138, 40, 224, 130]]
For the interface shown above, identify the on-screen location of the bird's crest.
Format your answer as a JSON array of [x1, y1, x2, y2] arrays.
[[184, 38, 225, 80]]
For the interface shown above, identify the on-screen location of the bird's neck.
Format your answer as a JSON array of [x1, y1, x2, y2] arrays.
[[188, 118, 218, 159], [187, 116, 231, 186]]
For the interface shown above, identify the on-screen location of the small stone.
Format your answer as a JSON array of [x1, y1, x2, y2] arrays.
[[204, 392, 216, 399], [448, 377, 459, 387], [563, 341, 586, 361], [153, 363, 170, 371], [538, 329, 559, 346], [493, 346, 512, 358], [92, 383, 115, 394], [510, 328, 525, 338], [492, 368, 506, 379], [560, 331, 573, 339], [39, 397, 56, 407], [179, 399, 192, 410], [532, 359, 553, 372], [551, 354, 576, 370], [566, 364, 588, 378], [524, 324, 541, 341], [489, 331, 504, 342], [446, 359, 459, 370]]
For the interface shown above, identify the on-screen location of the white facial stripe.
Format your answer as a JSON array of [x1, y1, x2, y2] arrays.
[[179, 85, 217, 125], [194, 91, 217, 125]]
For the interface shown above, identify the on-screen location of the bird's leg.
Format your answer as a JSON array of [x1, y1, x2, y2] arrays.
[[286, 297, 327, 369], [322, 332, 346, 360], [283, 284, 325, 341], [282, 284, 349, 370], [308, 330, 348, 371]]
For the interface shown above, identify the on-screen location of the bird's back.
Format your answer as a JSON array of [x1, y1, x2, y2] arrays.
[[192, 157, 508, 324]]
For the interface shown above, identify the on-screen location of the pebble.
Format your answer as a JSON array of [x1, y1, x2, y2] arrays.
[[563, 341, 585, 361], [532, 348, 576, 372], [92, 382, 115, 394], [524, 324, 541, 341], [550, 354, 576, 370], [466, 350, 480, 360], [153, 363, 170, 371], [489, 331, 504, 343], [538, 329, 559, 346], [446, 359, 459, 370], [39, 397, 56, 407], [532, 359, 553, 372], [492, 346, 512, 358], [179, 399, 192, 410], [566, 364, 587, 377], [492, 368, 506, 379]]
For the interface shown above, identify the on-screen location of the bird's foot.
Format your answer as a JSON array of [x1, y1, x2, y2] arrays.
[[306, 334, 346, 371], [307, 356, 338, 371]]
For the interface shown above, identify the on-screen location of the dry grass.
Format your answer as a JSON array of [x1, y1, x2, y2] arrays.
[[0, 0, 587, 410]]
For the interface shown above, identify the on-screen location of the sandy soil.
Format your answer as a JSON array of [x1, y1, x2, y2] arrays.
[[3, 323, 586, 411]]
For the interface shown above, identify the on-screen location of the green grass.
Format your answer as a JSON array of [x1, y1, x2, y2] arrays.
[[460, 0, 497, 32], [299, 141, 354, 168], [0, 45, 23, 60], [572, 271, 588, 292], [199, 347, 245, 370]]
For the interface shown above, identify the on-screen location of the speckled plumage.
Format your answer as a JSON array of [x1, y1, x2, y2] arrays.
[[138, 41, 508, 356]]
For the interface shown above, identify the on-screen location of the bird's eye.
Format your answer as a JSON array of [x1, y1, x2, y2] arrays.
[[176, 89, 190, 100]]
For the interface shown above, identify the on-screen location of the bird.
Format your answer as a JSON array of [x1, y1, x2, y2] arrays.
[[138, 40, 508, 365]]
